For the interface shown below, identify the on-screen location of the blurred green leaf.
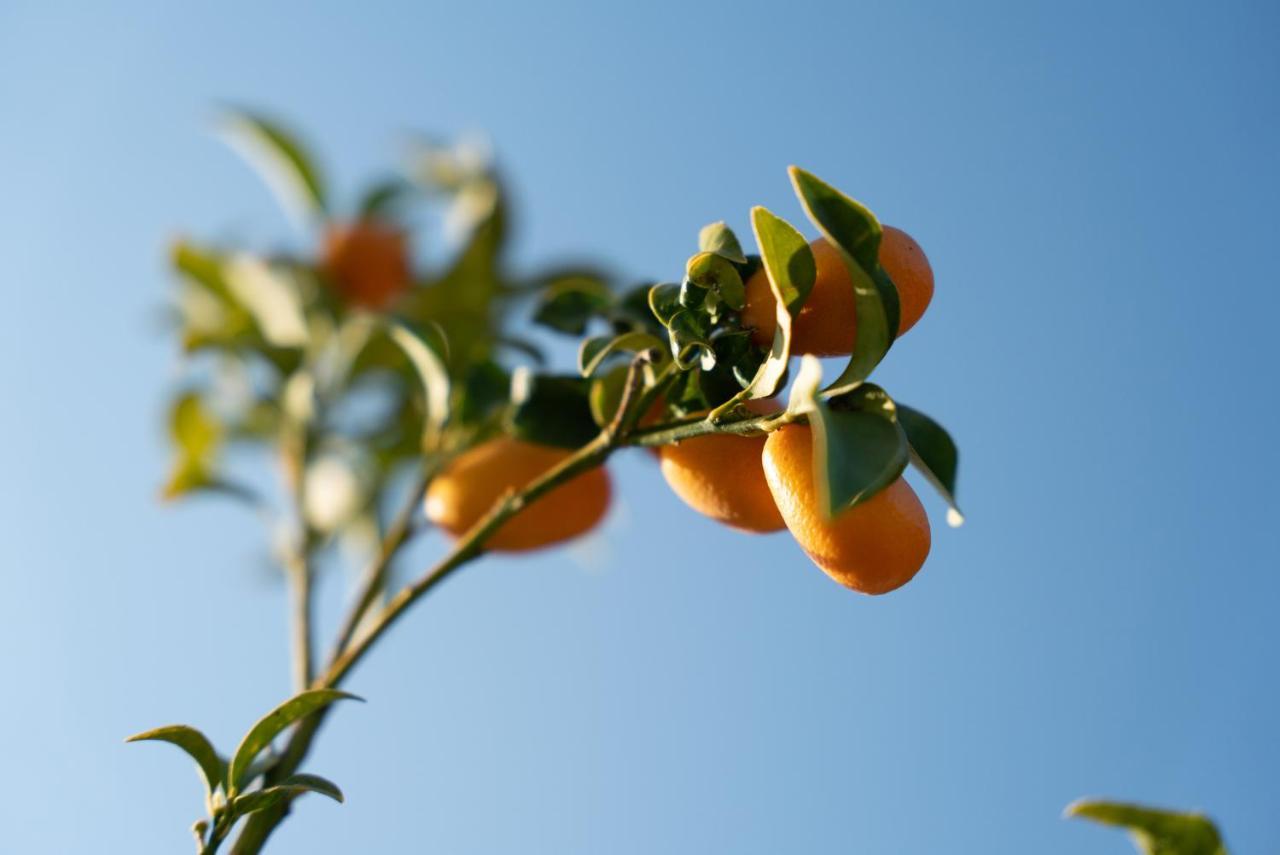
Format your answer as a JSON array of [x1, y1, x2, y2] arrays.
[[508, 372, 599, 448], [789, 167, 899, 393], [228, 690, 362, 792], [1066, 799, 1228, 855], [809, 383, 908, 518], [358, 178, 415, 220], [897, 404, 963, 527], [698, 221, 747, 264], [455, 360, 510, 425], [163, 393, 222, 500], [125, 724, 226, 799], [577, 331, 663, 377], [588, 363, 630, 428], [532, 276, 612, 335], [218, 110, 328, 226], [386, 322, 450, 445], [221, 255, 309, 349]]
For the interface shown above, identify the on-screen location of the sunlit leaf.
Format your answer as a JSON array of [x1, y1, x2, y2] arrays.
[[809, 384, 908, 518], [896, 404, 963, 527], [588, 364, 630, 428], [789, 166, 899, 393], [666, 310, 715, 371], [684, 251, 745, 311], [162, 393, 223, 500], [218, 110, 328, 228], [227, 690, 362, 792], [1066, 799, 1228, 855], [222, 255, 309, 348], [698, 221, 747, 264], [711, 207, 813, 420], [125, 724, 226, 799], [647, 283, 683, 326], [232, 773, 345, 817]]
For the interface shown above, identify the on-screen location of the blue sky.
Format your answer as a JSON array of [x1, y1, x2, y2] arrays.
[[1, 0, 1277, 852]]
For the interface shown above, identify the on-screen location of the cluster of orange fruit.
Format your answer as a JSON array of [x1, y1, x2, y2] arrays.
[[320, 219, 935, 595]]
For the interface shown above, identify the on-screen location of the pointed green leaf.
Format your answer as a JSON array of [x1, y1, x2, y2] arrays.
[[1066, 799, 1228, 855], [789, 166, 900, 393], [588, 364, 631, 428], [387, 321, 450, 442], [218, 111, 327, 226], [897, 404, 964, 527], [232, 773, 346, 817], [698, 221, 747, 264], [809, 384, 908, 518], [163, 393, 223, 500], [577, 332, 664, 377], [125, 724, 226, 798], [228, 690, 362, 792], [358, 178, 415, 220]]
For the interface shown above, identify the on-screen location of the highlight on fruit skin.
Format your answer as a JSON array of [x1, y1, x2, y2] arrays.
[[657, 400, 785, 533], [761, 424, 931, 594], [740, 226, 934, 355], [424, 437, 612, 552], [322, 219, 412, 309]]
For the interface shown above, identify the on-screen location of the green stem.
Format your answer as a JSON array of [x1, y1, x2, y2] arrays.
[[229, 381, 785, 853]]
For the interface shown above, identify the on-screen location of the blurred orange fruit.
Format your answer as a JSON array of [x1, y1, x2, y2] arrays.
[[425, 437, 611, 551], [322, 220, 411, 309], [741, 226, 934, 355], [762, 424, 930, 594]]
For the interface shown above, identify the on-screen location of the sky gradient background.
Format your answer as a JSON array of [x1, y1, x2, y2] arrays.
[[1, 1, 1277, 852]]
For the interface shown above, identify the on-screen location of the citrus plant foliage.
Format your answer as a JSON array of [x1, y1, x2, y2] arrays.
[[1067, 800, 1230, 855], [131, 112, 1218, 855]]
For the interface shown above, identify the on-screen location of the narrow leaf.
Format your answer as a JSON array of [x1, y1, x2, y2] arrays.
[[218, 110, 328, 227], [125, 725, 226, 798], [233, 773, 346, 817], [809, 384, 908, 518], [1066, 799, 1228, 855], [897, 404, 964, 527], [698, 221, 747, 264], [358, 178, 415, 220], [387, 321, 451, 442], [789, 166, 899, 393], [228, 690, 362, 791]]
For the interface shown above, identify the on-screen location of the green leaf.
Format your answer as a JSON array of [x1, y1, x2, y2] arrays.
[[358, 177, 415, 220], [227, 690, 362, 792], [588, 364, 630, 428], [532, 276, 613, 335], [232, 773, 345, 817], [507, 371, 600, 449], [711, 207, 814, 420], [387, 321, 450, 443], [896, 404, 964, 527], [684, 251, 745, 311], [788, 166, 900, 393], [125, 724, 226, 799], [808, 384, 909, 518], [163, 393, 223, 500], [218, 110, 328, 226], [665, 310, 715, 371], [698, 221, 747, 264], [647, 283, 683, 326], [1066, 799, 1228, 855], [577, 331, 664, 377]]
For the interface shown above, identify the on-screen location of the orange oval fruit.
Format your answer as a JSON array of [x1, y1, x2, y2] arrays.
[[741, 226, 934, 355], [322, 220, 411, 309], [657, 399, 784, 533], [762, 424, 930, 594], [425, 437, 611, 552]]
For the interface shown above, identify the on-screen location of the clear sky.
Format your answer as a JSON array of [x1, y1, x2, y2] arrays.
[[1, 1, 1277, 852]]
